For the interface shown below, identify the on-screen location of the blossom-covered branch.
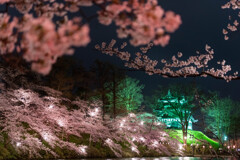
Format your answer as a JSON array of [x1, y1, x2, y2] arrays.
[[0, 0, 181, 75], [221, 0, 240, 40], [95, 40, 239, 82]]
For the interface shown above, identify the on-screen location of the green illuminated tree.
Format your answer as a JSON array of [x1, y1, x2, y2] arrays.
[[229, 102, 240, 146], [106, 77, 144, 115], [147, 83, 199, 145], [160, 93, 196, 145], [202, 96, 235, 143]]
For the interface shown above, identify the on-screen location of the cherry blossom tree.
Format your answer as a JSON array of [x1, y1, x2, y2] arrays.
[[0, 0, 181, 75], [0, 86, 182, 158], [0, 65, 183, 158], [0, 0, 238, 81]]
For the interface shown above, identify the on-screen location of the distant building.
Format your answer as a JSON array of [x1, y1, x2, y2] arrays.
[[154, 90, 197, 130]]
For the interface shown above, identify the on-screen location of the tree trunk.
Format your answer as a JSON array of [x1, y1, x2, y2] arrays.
[[112, 70, 116, 119], [101, 92, 105, 120], [182, 126, 187, 145]]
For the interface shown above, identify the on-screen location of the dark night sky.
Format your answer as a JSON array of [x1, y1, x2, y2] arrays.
[[73, 0, 240, 101]]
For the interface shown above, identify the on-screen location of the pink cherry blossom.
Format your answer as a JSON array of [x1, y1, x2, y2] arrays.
[[96, 40, 239, 81], [163, 11, 182, 33], [0, 0, 9, 4]]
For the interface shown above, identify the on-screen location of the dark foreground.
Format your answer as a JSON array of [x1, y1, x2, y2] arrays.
[[80, 156, 238, 160]]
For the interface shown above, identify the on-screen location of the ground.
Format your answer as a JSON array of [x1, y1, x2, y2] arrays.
[[167, 129, 220, 149]]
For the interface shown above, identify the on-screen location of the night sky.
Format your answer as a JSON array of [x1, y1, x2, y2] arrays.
[[73, 0, 240, 101]]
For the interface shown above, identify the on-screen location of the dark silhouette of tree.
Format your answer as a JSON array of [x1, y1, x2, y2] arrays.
[[91, 60, 125, 119], [47, 56, 92, 100]]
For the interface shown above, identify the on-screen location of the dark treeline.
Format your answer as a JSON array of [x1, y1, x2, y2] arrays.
[[45, 56, 144, 119]]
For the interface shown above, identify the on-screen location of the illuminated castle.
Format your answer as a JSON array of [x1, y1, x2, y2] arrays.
[[154, 90, 197, 130]]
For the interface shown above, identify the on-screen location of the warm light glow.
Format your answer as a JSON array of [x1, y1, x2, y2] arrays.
[[184, 136, 187, 140], [57, 119, 64, 127], [43, 135, 48, 141], [179, 144, 183, 150], [131, 146, 137, 152], [152, 140, 158, 147], [129, 113, 135, 117], [79, 145, 87, 155], [42, 132, 52, 142], [95, 108, 99, 113], [120, 122, 124, 127], [140, 137, 145, 142], [90, 111, 96, 116], [105, 138, 112, 144], [209, 146, 212, 149], [120, 119, 126, 127], [140, 121, 144, 125], [227, 146, 230, 149], [49, 105, 54, 109], [89, 108, 99, 117], [16, 142, 21, 147], [233, 145, 236, 149], [203, 145, 205, 148]]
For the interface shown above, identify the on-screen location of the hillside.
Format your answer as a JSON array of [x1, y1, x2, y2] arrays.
[[0, 65, 182, 159], [167, 129, 220, 149]]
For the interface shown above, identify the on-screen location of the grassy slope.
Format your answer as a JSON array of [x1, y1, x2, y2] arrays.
[[167, 129, 220, 149], [1, 122, 220, 158]]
